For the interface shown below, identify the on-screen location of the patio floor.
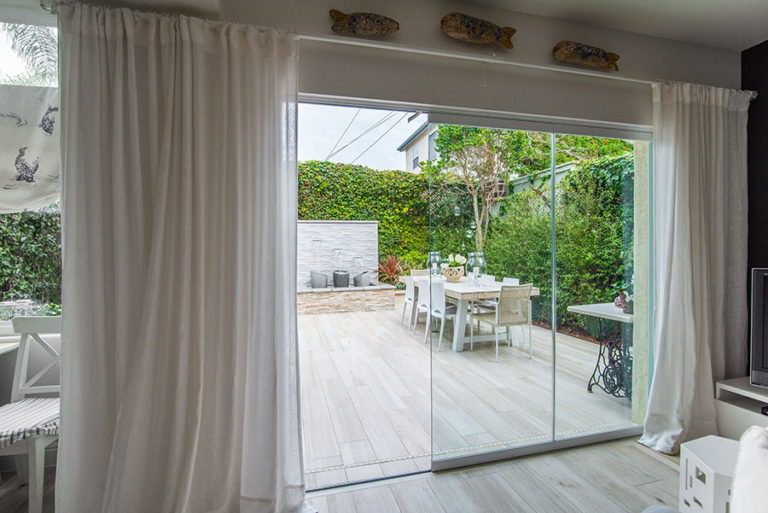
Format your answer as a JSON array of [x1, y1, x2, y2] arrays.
[[298, 297, 634, 489]]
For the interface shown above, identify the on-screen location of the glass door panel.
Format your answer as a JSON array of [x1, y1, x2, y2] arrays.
[[428, 123, 554, 463], [553, 134, 650, 440]]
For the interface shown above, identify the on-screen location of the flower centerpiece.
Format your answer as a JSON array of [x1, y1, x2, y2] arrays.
[[440, 253, 467, 282]]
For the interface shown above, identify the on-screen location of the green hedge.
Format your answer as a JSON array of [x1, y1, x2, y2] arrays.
[[299, 157, 634, 333], [485, 154, 634, 330], [0, 204, 61, 304], [298, 161, 472, 269]]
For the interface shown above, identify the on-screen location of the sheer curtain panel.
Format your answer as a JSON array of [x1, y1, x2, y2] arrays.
[[640, 82, 751, 454], [56, 4, 307, 512]]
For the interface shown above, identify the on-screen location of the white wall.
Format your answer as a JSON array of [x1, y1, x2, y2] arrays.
[[297, 221, 379, 288], [221, 0, 741, 127]]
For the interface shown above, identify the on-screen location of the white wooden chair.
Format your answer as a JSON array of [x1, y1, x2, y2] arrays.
[[415, 280, 457, 350], [410, 269, 429, 276], [401, 276, 418, 329], [0, 316, 61, 513], [473, 285, 533, 360]]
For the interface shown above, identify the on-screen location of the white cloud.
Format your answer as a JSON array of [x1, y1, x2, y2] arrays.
[[0, 28, 32, 80]]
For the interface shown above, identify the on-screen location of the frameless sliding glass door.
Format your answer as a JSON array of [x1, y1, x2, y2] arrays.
[[425, 116, 651, 470], [427, 123, 554, 464]]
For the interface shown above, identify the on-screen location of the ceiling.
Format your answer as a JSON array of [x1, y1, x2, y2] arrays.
[[3, 0, 767, 51], [466, 0, 768, 51]]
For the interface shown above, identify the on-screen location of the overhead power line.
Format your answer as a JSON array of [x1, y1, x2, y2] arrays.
[[325, 108, 360, 160], [327, 111, 398, 160], [351, 112, 409, 164]]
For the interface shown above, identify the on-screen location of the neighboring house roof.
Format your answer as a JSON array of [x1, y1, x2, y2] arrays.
[[396, 121, 430, 152], [509, 162, 575, 192]]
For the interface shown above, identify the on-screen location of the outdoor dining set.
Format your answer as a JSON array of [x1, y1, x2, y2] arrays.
[[399, 270, 539, 359]]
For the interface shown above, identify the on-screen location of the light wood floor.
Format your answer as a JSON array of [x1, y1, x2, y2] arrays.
[[308, 438, 679, 513], [299, 298, 634, 489], [0, 438, 678, 513]]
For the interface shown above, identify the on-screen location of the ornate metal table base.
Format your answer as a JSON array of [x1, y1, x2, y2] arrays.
[[587, 334, 633, 399]]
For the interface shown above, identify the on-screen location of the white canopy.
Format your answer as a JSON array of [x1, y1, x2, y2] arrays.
[[0, 85, 59, 213]]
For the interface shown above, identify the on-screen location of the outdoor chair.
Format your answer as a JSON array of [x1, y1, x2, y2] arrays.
[[472, 284, 533, 360], [415, 280, 457, 349], [0, 316, 61, 513], [410, 269, 429, 276], [401, 275, 418, 329]]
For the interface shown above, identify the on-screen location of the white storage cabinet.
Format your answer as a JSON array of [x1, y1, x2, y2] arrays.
[[679, 436, 739, 513]]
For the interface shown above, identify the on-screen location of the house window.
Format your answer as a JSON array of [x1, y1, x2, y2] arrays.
[[411, 148, 420, 169], [428, 131, 437, 160]]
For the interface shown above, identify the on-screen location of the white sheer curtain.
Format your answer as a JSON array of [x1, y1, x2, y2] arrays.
[[640, 81, 751, 454], [56, 4, 309, 512]]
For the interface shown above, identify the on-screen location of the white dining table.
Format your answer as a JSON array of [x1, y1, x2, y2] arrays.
[[402, 275, 540, 352]]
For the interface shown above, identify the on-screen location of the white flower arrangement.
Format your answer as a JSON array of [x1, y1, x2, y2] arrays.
[[446, 254, 467, 267]]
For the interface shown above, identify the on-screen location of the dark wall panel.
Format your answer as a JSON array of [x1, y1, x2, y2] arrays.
[[744, 40, 768, 272]]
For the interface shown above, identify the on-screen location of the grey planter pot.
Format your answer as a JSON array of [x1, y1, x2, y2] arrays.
[[310, 271, 329, 289], [333, 271, 350, 288]]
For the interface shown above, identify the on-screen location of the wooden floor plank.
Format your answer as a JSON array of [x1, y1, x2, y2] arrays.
[[300, 298, 635, 486], [0, 440, 677, 513]]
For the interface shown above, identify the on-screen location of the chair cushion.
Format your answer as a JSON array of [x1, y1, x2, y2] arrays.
[[0, 398, 60, 449], [732, 426, 768, 513]]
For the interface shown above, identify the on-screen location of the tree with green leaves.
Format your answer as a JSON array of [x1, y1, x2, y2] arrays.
[[425, 126, 511, 252], [428, 125, 633, 251], [0, 23, 58, 86]]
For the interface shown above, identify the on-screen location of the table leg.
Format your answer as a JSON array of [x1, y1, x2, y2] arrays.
[[452, 299, 468, 352], [586, 318, 632, 398]]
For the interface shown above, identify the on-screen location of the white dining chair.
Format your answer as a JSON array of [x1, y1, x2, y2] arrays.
[[503, 277, 520, 285], [411, 269, 429, 276], [480, 274, 497, 284], [401, 276, 418, 329], [412, 279, 429, 335], [472, 284, 533, 360], [417, 280, 457, 350], [0, 316, 61, 513], [473, 274, 500, 317]]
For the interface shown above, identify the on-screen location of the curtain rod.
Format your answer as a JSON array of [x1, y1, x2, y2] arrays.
[[38, 0, 758, 100]]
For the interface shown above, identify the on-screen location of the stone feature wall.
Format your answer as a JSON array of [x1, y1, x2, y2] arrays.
[[298, 286, 396, 314], [297, 221, 379, 289]]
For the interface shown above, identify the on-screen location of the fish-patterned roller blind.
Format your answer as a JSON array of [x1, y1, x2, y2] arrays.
[[0, 85, 59, 213]]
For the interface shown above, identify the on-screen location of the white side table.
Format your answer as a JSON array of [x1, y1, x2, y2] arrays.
[[679, 435, 739, 513]]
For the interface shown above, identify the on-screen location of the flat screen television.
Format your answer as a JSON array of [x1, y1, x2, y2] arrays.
[[751, 268, 768, 387]]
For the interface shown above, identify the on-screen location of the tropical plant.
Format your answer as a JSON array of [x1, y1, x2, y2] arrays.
[[377, 255, 404, 285], [0, 23, 58, 86]]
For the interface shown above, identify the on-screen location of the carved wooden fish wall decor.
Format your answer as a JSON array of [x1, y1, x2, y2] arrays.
[[329, 9, 399, 37], [440, 12, 516, 49], [552, 41, 620, 72]]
